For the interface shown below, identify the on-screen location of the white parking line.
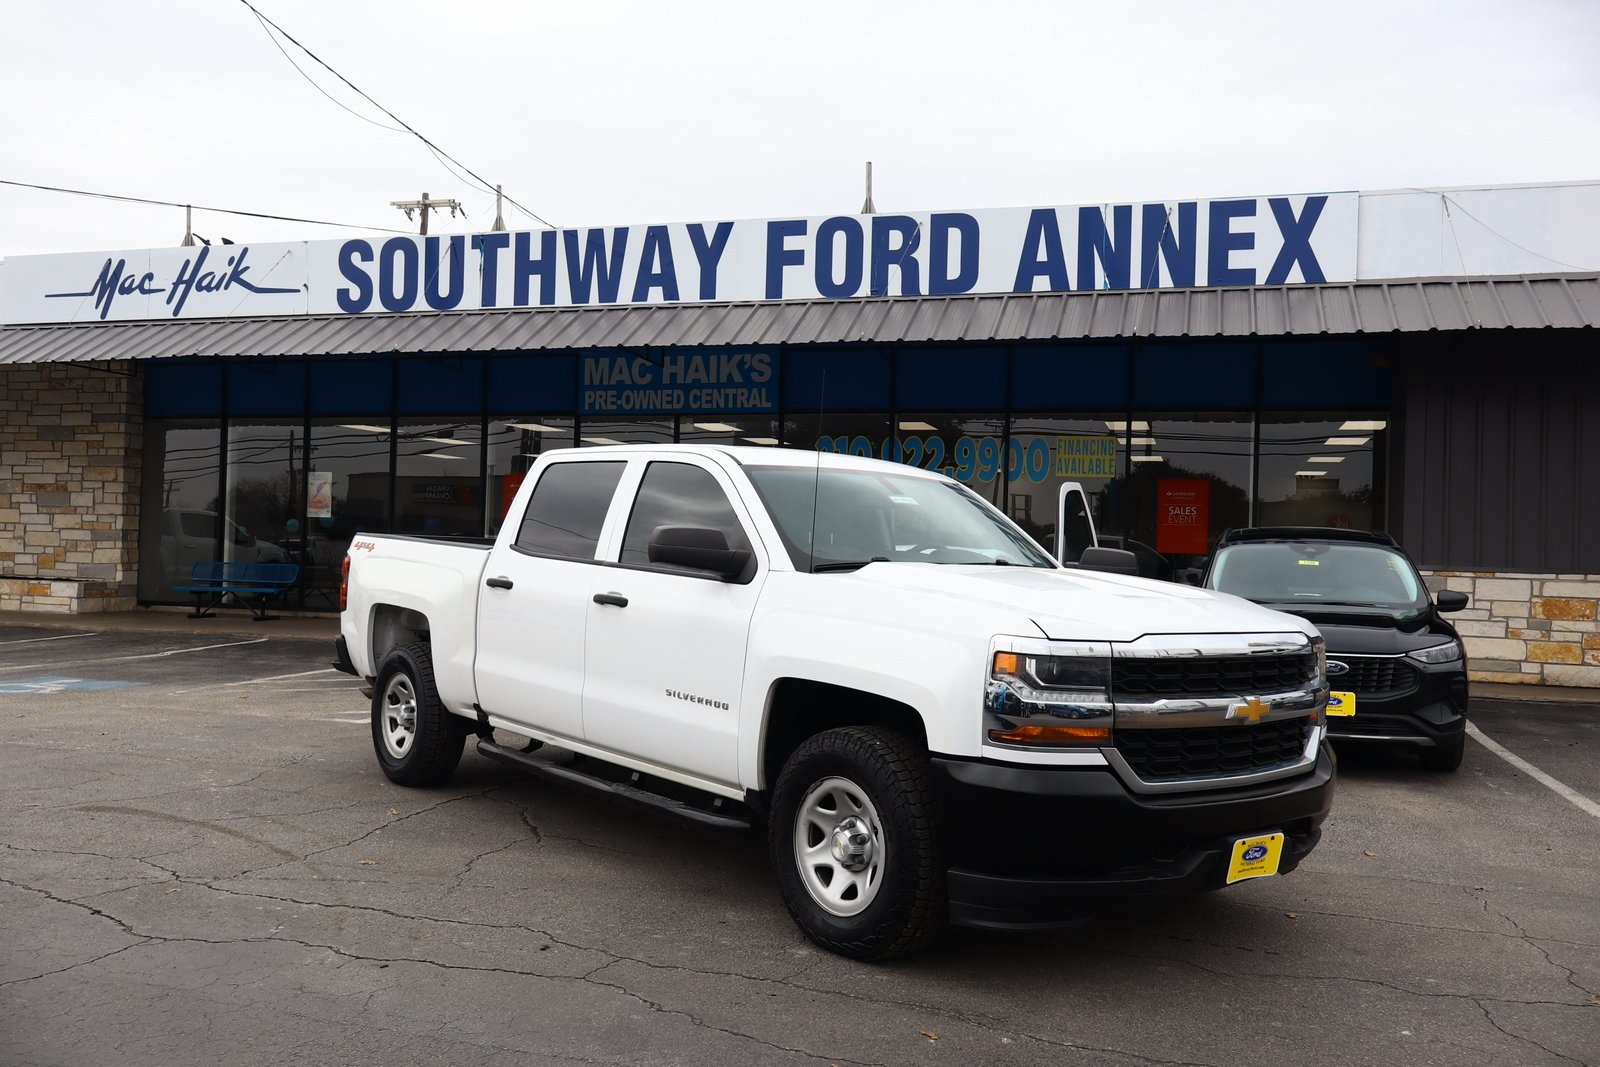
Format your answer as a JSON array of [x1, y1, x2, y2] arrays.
[[1468, 722, 1600, 820], [172, 668, 339, 694], [0, 632, 99, 646], [0, 637, 269, 674]]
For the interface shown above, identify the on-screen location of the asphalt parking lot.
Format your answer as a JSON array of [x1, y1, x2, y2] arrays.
[[1, 623, 1596, 1067]]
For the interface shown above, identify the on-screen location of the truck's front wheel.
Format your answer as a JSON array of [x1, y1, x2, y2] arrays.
[[768, 726, 946, 960], [372, 642, 465, 787]]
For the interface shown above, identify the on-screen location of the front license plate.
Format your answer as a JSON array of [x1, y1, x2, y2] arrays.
[[1226, 832, 1285, 885], [1327, 690, 1357, 717]]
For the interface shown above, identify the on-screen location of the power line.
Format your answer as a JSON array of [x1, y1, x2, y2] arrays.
[[0, 179, 413, 234], [236, 0, 556, 229]]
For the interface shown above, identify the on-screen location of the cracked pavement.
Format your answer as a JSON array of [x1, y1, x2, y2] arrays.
[[1, 624, 1596, 1066]]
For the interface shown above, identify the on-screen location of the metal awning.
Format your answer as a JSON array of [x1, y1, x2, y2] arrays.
[[2, 273, 1595, 364]]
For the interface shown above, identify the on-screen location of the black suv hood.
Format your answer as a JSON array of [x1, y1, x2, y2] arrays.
[[1261, 604, 1456, 655]]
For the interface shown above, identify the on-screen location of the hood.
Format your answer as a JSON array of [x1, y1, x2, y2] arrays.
[[847, 564, 1318, 644], [1310, 617, 1455, 656], [1238, 603, 1456, 655]]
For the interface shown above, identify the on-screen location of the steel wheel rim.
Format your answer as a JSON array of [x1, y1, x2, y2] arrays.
[[380, 674, 418, 760], [793, 775, 885, 917]]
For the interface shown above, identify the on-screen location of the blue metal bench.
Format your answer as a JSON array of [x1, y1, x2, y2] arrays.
[[174, 561, 301, 621]]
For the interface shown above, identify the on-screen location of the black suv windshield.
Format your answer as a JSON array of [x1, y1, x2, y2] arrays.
[[1210, 541, 1428, 613], [745, 466, 1056, 572]]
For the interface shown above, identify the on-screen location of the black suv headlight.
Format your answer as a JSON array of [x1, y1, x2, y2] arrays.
[[1407, 641, 1464, 665], [984, 641, 1113, 747]]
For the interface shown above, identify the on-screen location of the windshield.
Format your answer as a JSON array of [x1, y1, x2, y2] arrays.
[[1209, 541, 1427, 611], [745, 466, 1056, 571]]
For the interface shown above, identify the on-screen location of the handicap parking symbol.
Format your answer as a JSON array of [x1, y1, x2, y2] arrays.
[[0, 675, 145, 695]]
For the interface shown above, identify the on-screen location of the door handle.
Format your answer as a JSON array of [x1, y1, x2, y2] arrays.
[[592, 592, 629, 608], [485, 576, 514, 590]]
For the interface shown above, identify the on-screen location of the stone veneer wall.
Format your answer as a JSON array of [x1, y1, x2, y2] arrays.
[[1420, 570, 1600, 688], [0, 361, 142, 612]]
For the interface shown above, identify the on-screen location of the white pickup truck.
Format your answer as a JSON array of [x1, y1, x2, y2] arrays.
[[336, 444, 1333, 960]]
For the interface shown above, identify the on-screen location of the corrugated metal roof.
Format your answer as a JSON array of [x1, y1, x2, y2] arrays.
[[2, 274, 1595, 364]]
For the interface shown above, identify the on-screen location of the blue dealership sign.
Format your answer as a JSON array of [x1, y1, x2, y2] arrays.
[[581, 348, 778, 415]]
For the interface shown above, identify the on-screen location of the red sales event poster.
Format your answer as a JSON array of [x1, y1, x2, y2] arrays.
[[1156, 479, 1210, 555]]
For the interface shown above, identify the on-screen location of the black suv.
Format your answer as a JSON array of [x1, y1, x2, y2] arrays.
[[1202, 528, 1470, 772]]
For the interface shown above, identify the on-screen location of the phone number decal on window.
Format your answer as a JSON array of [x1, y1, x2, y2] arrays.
[[814, 435, 1117, 484]]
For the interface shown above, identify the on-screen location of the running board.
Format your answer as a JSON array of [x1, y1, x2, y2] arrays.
[[475, 739, 753, 831]]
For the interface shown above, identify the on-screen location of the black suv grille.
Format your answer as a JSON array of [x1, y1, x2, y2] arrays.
[[1330, 656, 1421, 698], [1115, 718, 1311, 780], [1112, 650, 1318, 699]]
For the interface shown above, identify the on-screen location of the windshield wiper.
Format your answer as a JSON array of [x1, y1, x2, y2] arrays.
[[811, 557, 890, 573]]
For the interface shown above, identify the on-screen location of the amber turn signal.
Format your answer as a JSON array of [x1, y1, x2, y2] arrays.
[[992, 651, 1020, 675], [987, 724, 1111, 745]]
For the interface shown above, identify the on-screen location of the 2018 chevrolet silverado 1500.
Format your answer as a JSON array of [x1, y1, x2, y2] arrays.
[[336, 445, 1334, 960]]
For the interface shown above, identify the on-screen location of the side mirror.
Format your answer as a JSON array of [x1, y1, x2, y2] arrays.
[[1435, 590, 1469, 612], [1077, 546, 1139, 576], [647, 525, 752, 581]]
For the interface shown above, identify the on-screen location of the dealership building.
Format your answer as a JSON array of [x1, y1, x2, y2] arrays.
[[1, 179, 1597, 686]]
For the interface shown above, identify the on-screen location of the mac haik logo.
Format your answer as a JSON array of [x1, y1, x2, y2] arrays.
[[46, 245, 299, 320]]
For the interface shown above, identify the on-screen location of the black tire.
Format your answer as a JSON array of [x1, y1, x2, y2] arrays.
[[1419, 733, 1466, 773], [767, 726, 946, 961], [371, 642, 465, 786]]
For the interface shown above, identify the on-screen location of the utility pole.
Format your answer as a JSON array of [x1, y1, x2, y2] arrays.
[[390, 191, 465, 235]]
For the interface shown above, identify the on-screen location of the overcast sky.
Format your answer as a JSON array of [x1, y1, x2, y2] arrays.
[[3, 0, 1598, 259]]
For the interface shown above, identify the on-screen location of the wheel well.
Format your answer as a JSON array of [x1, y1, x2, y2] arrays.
[[369, 604, 431, 670], [760, 679, 928, 794]]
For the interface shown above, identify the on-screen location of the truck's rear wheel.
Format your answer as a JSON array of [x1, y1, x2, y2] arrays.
[[372, 643, 464, 786], [767, 726, 946, 960]]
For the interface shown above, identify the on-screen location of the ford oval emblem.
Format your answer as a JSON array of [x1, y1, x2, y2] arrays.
[[1242, 844, 1269, 862], [1326, 660, 1350, 676]]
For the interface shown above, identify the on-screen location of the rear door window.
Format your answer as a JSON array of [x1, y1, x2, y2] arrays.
[[513, 461, 625, 560]]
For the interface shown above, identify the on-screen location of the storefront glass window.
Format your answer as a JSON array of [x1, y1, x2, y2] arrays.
[[890, 414, 1006, 505], [304, 420, 392, 607], [138, 421, 223, 602], [791, 413, 893, 465], [487, 418, 575, 535], [1258, 414, 1384, 531], [1123, 413, 1254, 579], [395, 419, 485, 537], [677, 416, 783, 449], [1006, 416, 1129, 564], [223, 421, 304, 587], [579, 418, 674, 446]]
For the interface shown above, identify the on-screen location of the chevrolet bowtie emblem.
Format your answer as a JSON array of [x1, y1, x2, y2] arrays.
[[1231, 696, 1271, 723]]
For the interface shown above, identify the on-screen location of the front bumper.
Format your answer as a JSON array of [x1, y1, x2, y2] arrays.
[[931, 744, 1335, 931], [1326, 660, 1467, 750]]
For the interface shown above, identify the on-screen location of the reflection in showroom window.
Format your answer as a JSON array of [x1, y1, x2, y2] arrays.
[[1006, 416, 1129, 563], [487, 419, 574, 535], [1121, 414, 1253, 579], [891, 414, 1006, 506], [1258, 415, 1384, 531]]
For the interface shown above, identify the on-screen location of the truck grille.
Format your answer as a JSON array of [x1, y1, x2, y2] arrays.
[[1112, 650, 1318, 700], [1330, 656, 1420, 699], [1114, 718, 1312, 780]]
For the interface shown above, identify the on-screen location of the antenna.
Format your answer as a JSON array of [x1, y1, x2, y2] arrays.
[[809, 370, 826, 572], [861, 162, 876, 215]]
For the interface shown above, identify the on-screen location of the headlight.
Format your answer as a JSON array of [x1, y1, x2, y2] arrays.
[[1407, 641, 1463, 665], [985, 643, 1113, 746]]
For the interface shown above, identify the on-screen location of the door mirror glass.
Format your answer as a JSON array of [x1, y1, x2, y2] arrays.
[[1077, 546, 1139, 576], [647, 526, 753, 580]]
